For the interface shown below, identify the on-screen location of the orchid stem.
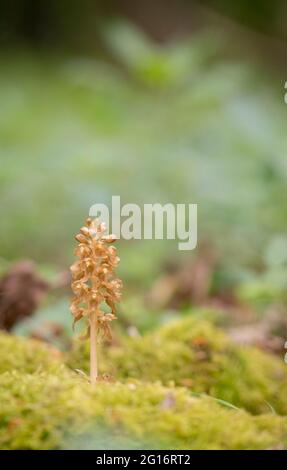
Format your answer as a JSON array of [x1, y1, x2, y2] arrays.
[[90, 311, 98, 386]]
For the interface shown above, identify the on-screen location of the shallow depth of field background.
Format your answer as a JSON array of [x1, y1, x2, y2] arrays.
[[1, 0, 287, 326], [1, 0, 287, 450]]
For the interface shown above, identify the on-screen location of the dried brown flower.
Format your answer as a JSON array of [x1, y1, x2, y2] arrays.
[[70, 217, 122, 384]]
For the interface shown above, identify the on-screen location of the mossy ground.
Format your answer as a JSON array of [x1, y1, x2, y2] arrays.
[[0, 369, 286, 450], [68, 315, 287, 415], [1, 318, 287, 449]]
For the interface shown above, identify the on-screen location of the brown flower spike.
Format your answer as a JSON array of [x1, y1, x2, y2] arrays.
[[70, 217, 122, 385]]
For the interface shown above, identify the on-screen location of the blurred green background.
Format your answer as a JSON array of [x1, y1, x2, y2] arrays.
[[1, 0, 287, 338]]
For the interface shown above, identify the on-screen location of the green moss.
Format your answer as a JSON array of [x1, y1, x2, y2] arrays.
[[68, 316, 287, 415], [1, 319, 287, 448], [0, 331, 62, 374], [0, 370, 286, 450]]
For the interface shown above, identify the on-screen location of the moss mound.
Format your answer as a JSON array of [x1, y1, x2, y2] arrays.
[[68, 316, 287, 415], [0, 369, 286, 450], [0, 331, 62, 374], [2, 320, 287, 449]]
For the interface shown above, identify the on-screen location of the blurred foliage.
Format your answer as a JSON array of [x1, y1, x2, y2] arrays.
[[202, 0, 287, 38], [236, 236, 287, 310], [0, 0, 111, 49], [1, 0, 286, 48], [1, 24, 287, 293]]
